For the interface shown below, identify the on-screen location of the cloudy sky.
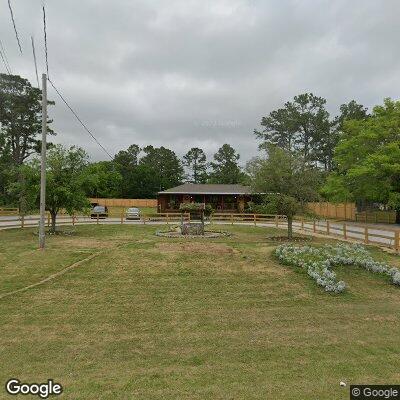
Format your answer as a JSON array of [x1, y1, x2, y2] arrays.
[[1, 0, 399, 164]]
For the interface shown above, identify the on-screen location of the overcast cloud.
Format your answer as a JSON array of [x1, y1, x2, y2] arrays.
[[1, 0, 399, 163]]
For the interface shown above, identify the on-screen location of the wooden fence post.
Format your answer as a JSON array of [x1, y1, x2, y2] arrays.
[[21, 215, 24, 228], [72, 214, 75, 226], [166, 213, 169, 227], [343, 223, 347, 240], [301, 217, 304, 231], [254, 214, 256, 226], [326, 220, 330, 235], [231, 214, 234, 225], [97, 214, 99, 225], [364, 226, 369, 244], [275, 215, 278, 228], [395, 231, 399, 252], [120, 212, 123, 224], [313, 220, 316, 233]]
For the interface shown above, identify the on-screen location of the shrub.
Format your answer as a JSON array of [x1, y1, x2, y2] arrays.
[[179, 202, 213, 217], [204, 204, 213, 217], [275, 243, 400, 293], [179, 202, 205, 212]]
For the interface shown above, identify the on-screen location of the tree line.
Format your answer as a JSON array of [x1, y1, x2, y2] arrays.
[[250, 94, 400, 232], [0, 74, 245, 212], [1, 72, 399, 231]]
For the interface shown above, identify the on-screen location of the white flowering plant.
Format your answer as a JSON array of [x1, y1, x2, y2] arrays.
[[274, 243, 400, 293]]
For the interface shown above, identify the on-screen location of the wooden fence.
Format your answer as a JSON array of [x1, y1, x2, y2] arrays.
[[1, 213, 398, 252], [308, 202, 356, 220], [89, 198, 157, 207], [211, 213, 287, 226], [0, 207, 19, 216], [355, 211, 396, 224], [294, 218, 400, 252], [308, 202, 397, 224]]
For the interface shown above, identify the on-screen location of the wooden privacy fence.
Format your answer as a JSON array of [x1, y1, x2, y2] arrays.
[[308, 202, 397, 224], [0, 207, 19, 216], [355, 211, 396, 224], [308, 202, 356, 220], [89, 198, 157, 207]]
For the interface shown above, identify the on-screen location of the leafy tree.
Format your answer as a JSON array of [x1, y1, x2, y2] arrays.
[[139, 145, 184, 193], [113, 144, 141, 167], [45, 145, 90, 231], [209, 144, 243, 184], [0, 133, 13, 205], [6, 163, 40, 212], [82, 161, 122, 198], [254, 93, 330, 166], [324, 98, 400, 223], [247, 145, 321, 238], [0, 74, 54, 165], [113, 144, 184, 198], [183, 147, 208, 183], [0, 73, 54, 210], [335, 100, 369, 131], [129, 163, 162, 198], [113, 144, 140, 197], [319, 100, 369, 172], [254, 107, 297, 152]]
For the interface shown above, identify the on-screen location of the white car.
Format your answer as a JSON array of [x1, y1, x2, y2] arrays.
[[125, 207, 141, 220]]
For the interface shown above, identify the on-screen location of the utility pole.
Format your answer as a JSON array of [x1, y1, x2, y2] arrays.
[[39, 73, 47, 249]]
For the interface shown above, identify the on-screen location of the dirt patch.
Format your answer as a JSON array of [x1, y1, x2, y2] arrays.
[[156, 242, 239, 254]]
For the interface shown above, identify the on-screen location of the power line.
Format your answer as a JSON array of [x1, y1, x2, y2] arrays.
[[47, 78, 113, 160], [7, 0, 22, 53], [42, 1, 113, 161], [42, 5, 49, 77], [0, 48, 11, 74], [0, 40, 12, 74], [31, 36, 40, 88]]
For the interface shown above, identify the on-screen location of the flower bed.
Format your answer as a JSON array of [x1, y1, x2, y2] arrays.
[[275, 243, 400, 293]]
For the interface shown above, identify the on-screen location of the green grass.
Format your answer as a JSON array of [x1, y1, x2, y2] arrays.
[[0, 224, 399, 399]]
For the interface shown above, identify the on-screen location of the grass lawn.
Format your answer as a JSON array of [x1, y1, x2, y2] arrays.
[[0, 224, 399, 399]]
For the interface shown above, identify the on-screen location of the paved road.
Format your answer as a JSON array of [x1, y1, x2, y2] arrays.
[[1, 215, 398, 249]]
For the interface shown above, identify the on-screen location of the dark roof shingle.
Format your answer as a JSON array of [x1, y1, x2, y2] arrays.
[[158, 184, 252, 195]]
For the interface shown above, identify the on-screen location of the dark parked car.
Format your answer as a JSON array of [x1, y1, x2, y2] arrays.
[[90, 205, 109, 219]]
